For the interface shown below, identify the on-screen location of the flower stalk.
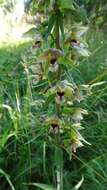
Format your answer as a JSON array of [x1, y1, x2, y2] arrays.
[[53, 2, 63, 190]]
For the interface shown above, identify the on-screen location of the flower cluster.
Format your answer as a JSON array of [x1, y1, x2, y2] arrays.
[[24, 25, 93, 155]]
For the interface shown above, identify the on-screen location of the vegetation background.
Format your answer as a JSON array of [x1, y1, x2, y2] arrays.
[[0, 0, 107, 190]]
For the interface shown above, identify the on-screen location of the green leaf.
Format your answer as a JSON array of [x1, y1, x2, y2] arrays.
[[23, 27, 37, 38], [45, 12, 55, 39], [37, 0, 45, 12], [45, 94, 55, 107], [24, 183, 56, 190], [70, 9, 87, 23], [58, 11, 64, 39], [91, 81, 106, 88], [58, 0, 74, 10], [71, 176, 84, 190], [63, 106, 72, 114], [58, 56, 74, 66], [0, 169, 15, 190], [78, 7, 88, 23]]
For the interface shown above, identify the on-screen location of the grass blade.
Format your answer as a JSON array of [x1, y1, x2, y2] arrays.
[[0, 169, 15, 190]]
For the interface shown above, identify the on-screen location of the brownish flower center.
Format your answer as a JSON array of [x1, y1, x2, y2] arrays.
[[32, 41, 41, 48], [71, 39, 78, 43], [51, 124, 59, 128], [57, 91, 65, 97], [50, 58, 57, 65], [71, 39, 80, 46]]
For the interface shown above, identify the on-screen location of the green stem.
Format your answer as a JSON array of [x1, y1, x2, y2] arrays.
[[55, 146, 63, 190], [54, 3, 63, 190]]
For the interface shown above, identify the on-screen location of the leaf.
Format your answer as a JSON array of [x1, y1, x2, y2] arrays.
[[23, 27, 37, 38], [66, 145, 72, 160], [45, 94, 55, 107], [0, 169, 15, 190], [0, 104, 13, 120], [45, 12, 55, 39], [58, 11, 64, 39], [58, 0, 74, 10], [58, 56, 74, 66], [70, 9, 87, 23], [43, 141, 46, 174], [24, 183, 56, 190], [77, 7, 88, 23], [63, 106, 72, 114], [71, 176, 84, 190], [37, 0, 45, 12], [91, 81, 106, 88]]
